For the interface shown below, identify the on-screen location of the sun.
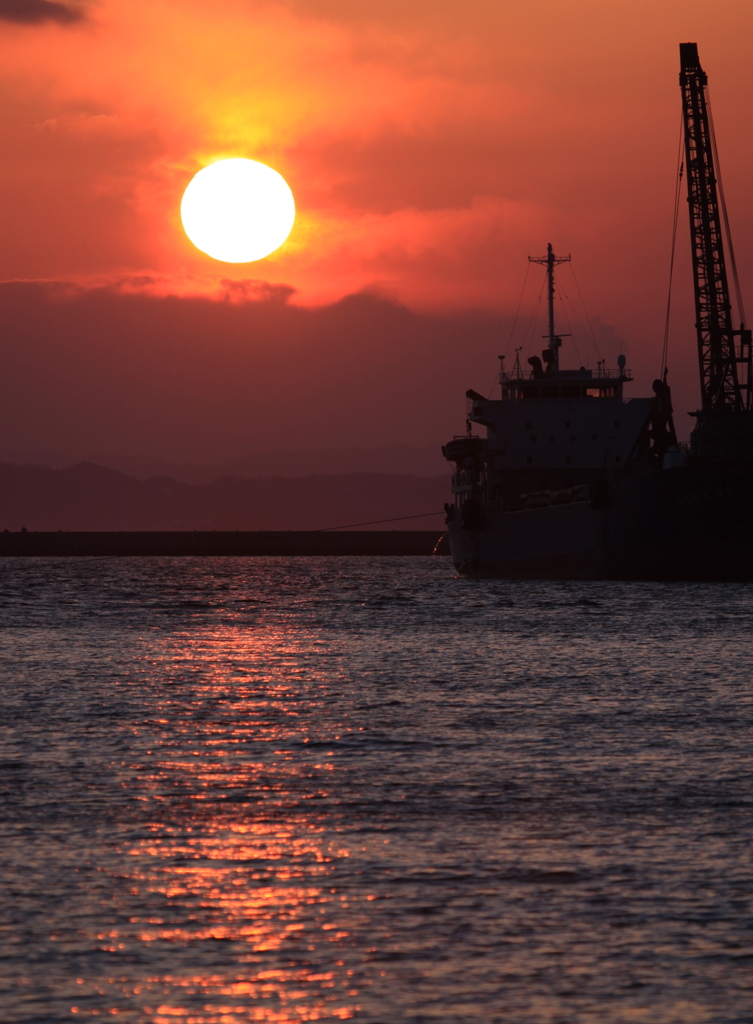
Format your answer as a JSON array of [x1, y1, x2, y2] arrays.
[[180, 158, 295, 263]]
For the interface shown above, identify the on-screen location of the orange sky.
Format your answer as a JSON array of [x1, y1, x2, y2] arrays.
[[1, 0, 752, 458]]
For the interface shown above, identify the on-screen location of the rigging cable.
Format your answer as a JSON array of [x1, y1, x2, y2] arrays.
[[661, 112, 685, 378], [556, 278, 593, 365], [567, 261, 601, 359], [502, 260, 531, 360], [317, 511, 442, 532], [557, 294, 582, 366], [521, 275, 547, 356], [489, 260, 532, 397]]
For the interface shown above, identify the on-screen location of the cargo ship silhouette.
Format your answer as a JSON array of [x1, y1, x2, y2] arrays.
[[443, 44, 753, 580]]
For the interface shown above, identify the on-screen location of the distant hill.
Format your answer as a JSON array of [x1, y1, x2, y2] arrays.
[[0, 463, 450, 532], [0, 443, 449, 484]]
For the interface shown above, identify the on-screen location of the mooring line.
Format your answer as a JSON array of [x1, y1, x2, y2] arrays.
[[316, 511, 443, 532]]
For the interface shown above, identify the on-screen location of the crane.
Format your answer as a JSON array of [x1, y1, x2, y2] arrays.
[[679, 43, 752, 417]]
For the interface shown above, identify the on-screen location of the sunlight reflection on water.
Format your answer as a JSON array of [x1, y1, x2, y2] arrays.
[[1, 557, 752, 1023]]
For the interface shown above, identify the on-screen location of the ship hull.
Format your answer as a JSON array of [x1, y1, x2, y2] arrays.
[[448, 463, 753, 580]]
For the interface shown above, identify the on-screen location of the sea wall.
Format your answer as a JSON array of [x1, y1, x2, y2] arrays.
[[0, 530, 448, 557]]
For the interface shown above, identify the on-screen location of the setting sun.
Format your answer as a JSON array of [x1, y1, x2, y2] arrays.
[[180, 158, 295, 263]]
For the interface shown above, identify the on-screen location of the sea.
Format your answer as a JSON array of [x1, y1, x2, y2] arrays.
[[1, 556, 752, 1024]]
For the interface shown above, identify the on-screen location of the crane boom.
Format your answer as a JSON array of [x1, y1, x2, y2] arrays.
[[679, 42, 751, 414]]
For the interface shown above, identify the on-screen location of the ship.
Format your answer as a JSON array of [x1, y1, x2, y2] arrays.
[[442, 43, 753, 580]]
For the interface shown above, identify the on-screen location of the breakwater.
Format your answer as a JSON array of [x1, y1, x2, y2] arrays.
[[0, 530, 448, 557]]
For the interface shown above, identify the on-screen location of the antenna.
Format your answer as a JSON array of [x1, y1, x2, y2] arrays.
[[528, 243, 571, 370]]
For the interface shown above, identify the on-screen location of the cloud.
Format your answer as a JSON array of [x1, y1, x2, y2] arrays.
[[0, 0, 84, 25], [0, 0, 749, 381], [0, 281, 510, 461], [0, 280, 638, 465]]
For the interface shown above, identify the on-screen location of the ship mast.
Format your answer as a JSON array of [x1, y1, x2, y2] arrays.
[[529, 243, 571, 370], [679, 43, 752, 413]]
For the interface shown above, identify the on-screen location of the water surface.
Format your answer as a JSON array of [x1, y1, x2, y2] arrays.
[[1, 557, 752, 1023]]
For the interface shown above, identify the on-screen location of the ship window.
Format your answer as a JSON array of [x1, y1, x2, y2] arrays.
[[586, 388, 601, 398], [522, 388, 539, 399], [561, 387, 579, 398], [503, 389, 511, 399], [541, 386, 558, 398]]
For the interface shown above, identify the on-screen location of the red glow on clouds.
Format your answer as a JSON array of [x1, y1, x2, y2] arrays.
[[0, 1, 752, 452]]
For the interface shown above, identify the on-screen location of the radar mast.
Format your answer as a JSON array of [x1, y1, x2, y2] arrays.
[[529, 243, 571, 371]]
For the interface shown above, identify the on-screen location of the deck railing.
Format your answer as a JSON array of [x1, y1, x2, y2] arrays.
[[500, 366, 630, 383]]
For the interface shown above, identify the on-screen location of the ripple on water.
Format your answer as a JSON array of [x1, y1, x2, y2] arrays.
[[0, 557, 751, 1023]]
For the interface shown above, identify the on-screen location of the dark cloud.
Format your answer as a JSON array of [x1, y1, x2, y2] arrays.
[[0, 281, 635, 465], [0, 0, 84, 25], [0, 282, 509, 463]]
